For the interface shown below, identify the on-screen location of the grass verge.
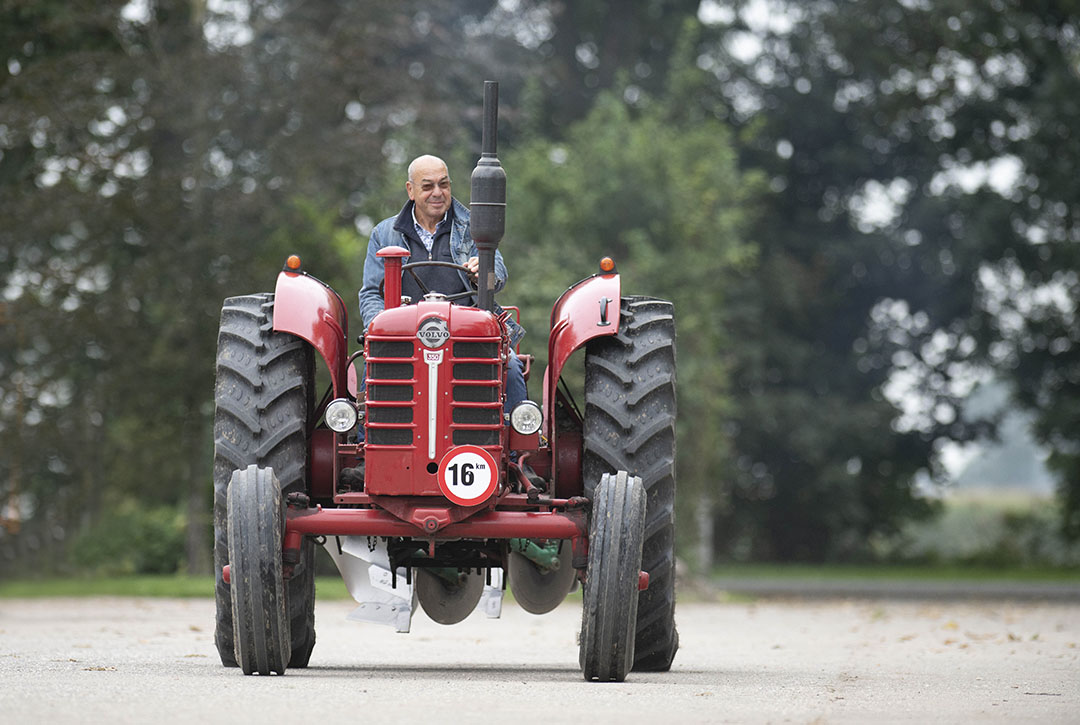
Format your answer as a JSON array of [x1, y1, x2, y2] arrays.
[[1, 563, 1074, 599], [0, 575, 355, 599], [707, 563, 1079, 582]]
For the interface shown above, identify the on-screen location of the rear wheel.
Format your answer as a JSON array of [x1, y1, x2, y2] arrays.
[[213, 293, 316, 668], [579, 471, 646, 682], [287, 542, 316, 668], [227, 465, 289, 676], [583, 296, 678, 671]]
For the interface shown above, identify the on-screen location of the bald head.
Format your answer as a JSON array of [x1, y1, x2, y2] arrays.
[[406, 155, 452, 231], [408, 155, 448, 185]]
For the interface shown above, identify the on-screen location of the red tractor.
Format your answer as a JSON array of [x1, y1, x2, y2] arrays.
[[211, 82, 677, 681]]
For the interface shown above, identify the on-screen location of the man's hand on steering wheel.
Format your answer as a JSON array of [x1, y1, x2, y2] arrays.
[[464, 256, 479, 284]]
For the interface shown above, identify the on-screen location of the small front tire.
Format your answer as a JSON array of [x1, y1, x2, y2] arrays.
[[579, 471, 647, 682], [228, 465, 290, 676]]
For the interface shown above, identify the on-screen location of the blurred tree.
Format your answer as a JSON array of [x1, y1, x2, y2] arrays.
[[708, 0, 1080, 542], [480, 5, 950, 560], [15, 0, 1075, 573], [503, 24, 759, 556], [0, 0, 511, 574], [499, 0, 704, 136]]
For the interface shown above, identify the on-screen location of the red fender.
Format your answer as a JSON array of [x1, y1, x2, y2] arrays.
[[544, 272, 620, 490], [273, 269, 349, 398]]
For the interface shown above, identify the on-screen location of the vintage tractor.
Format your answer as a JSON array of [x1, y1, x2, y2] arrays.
[[211, 82, 677, 681]]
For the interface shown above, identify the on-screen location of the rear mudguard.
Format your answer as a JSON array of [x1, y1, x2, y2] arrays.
[[544, 272, 620, 489], [273, 269, 349, 398]]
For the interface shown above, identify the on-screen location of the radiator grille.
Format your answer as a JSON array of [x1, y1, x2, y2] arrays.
[[369, 385, 412, 402], [453, 385, 499, 402], [369, 406, 413, 424], [365, 334, 502, 452], [369, 429, 413, 446], [369, 362, 413, 380], [366, 341, 416, 449], [453, 429, 500, 446], [454, 363, 497, 380], [453, 407, 501, 426], [454, 341, 498, 359], [369, 340, 414, 358]]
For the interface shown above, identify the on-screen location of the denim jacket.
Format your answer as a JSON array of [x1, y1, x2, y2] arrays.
[[359, 198, 524, 345]]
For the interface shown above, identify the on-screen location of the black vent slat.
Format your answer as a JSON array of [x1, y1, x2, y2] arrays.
[[369, 385, 412, 402], [370, 429, 413, 446], [453, 341, 498, 359], [453, 385, 499, 402], [369, 407, 413, 424], [369, 340, 414, 358], [453, 408, 501, 425], [453, 429, 500, 446], [369, 362, 413, 380], [454, 363, 497, 380]]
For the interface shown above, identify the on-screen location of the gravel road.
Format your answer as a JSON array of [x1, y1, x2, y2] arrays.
[[1, 595, 1076, 724]]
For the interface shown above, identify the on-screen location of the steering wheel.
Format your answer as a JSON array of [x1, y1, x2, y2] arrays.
[[399, 260, 477, 302]]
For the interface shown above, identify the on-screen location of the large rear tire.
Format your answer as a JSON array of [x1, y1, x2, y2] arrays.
[[213, 293, 316, 669], [583, 296, 678, 672], [227, 465, 289, 675], [579, 471, 646, 682]]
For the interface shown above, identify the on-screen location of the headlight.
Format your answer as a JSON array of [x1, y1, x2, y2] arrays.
[[325, 398, 358, 433], [509, 400, 543, 435]]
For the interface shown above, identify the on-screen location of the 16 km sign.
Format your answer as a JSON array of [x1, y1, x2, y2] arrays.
[[437, 445, 499, 506]]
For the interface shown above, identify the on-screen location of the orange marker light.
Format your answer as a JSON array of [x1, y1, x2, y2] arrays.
[[286, 254, 302, 270], [599, 257, 616, 272]]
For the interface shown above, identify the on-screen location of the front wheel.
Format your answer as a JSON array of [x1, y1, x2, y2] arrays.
[[579, 471, 647, 682], [212, 293, 315, 668], [228, 465, 290, 676]]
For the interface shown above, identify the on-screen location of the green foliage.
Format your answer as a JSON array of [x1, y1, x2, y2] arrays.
[[0, 574, 355, 598], [7, 1, 1079, 575], [0, 1, 503, 575], [712, 0, 1080, 543], [70, 500, 186, 575], [503, 70, 757, 552], [884, 495, 1080, 569], [0, 575, 215, 598]]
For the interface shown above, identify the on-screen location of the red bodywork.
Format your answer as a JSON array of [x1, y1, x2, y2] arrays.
[[273, 261, 620, 550], [543, 272, 621, 489], [363, 301, 505, 497], [273, 268, 349, 397]]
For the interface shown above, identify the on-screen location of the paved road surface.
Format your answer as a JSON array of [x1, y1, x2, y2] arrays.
[[1, 596, 1076, 723]]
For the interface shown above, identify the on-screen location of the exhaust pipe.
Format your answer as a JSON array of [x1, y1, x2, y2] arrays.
[[469, 80, 506, 313]]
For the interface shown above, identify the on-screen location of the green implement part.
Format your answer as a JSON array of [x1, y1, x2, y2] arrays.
[[509, 539, 562, 573]]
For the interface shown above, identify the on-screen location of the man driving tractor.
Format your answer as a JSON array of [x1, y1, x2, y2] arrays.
[[358, 154, 527, 413]]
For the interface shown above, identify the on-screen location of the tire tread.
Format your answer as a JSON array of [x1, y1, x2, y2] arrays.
[[583, 297, 679, 672]]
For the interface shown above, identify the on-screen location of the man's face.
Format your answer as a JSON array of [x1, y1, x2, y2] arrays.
[[407, 160, 451, 225]]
